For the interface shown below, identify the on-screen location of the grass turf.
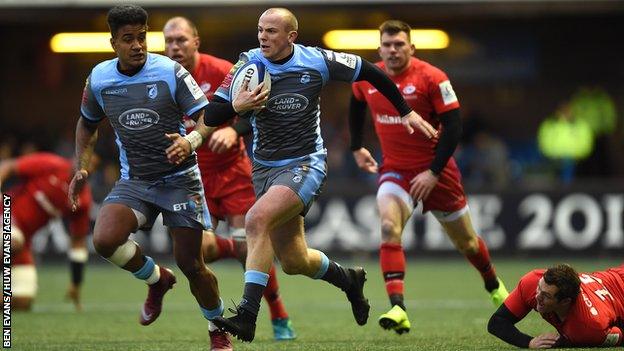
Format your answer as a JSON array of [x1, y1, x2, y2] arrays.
[[11, 257, 623, 350]]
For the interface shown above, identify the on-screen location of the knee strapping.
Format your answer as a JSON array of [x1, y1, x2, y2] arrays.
[[68, 247, 89, 263], [231, 228, 246, 240], [107, 240, 137, 267]]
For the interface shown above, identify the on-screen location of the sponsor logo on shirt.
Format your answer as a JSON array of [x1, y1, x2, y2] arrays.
[[439, 80, 458, 105], [103, 87, 128, 95], [118, 108, 160, 130], [266, 93, 309, 114], [375, 114, 402, 125], [184, 75, 205, 100], [176, 66, 188, 78], [200, 82, 211, 93], [323, 49, 333, 61], [602, 333, 620, 346], [402, 84, 416, 94], [335, 52, 357, 69]]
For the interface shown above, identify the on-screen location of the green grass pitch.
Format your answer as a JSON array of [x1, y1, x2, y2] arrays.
[[12, 257, 622, 350]]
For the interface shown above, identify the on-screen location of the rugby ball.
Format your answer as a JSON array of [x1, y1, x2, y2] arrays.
[[229, 60, 271, 103]]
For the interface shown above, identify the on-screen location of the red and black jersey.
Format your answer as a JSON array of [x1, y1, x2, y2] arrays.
[[352, 57, 460, 170], [505, 267, 624, 347]]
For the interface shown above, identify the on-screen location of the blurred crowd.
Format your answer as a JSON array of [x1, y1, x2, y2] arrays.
[[1, 86, 621, 200]]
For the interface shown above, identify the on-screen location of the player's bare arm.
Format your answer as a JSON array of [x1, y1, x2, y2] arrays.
[[208, 127, 238, 154], [165, 109, 215, 164], [70, 117, 98, 211], [352, 148, 378, 174]]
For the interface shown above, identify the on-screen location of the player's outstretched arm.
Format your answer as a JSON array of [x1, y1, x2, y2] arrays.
[[354, 60, 437, 139], [70, 117, 98, 211], [488, 304, 536, 348]]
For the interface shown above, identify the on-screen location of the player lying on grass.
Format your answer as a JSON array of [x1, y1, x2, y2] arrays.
[[488, 263, 624, 348]]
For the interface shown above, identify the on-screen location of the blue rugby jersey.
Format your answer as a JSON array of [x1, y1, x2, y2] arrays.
[[80, 53, 208, 179], [215, 44, 362, 166]]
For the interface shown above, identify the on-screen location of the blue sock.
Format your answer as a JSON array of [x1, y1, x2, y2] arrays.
[[200, 298, 224, 321], [316, 252, 351, 291], [313, 251, 330, 279], [132, 256, 155, 280]]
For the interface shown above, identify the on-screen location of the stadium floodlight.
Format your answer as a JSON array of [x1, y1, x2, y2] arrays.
[[323, 29, 449, 50], [50, 32, 165, 53]]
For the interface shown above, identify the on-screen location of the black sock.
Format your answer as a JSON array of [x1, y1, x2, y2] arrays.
[[239, 282, 264, 323], [389, 294, 406, 311], [321, 261, 352, 291]]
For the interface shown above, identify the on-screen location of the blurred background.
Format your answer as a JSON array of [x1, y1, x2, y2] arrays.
[[1, 0, 623, 258]]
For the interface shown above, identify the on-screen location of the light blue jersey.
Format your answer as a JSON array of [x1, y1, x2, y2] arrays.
[[81, 53, 208, 180], [215, 44, 362, 166]]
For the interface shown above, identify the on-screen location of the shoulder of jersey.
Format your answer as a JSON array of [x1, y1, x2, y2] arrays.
[[91, 57, 118, 76], [416, 58, 447, 78], [150, 53, 178, 68], [243, 49, 263, 63]]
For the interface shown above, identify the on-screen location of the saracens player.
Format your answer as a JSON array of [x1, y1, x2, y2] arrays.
[[349, 20, 508, 334], [0, 152, 92, 311], [163, 16, 296, 344], [489, 264, 624, 348]]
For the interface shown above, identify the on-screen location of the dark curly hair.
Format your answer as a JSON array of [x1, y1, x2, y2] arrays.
[[543, 264, 581, 301], [107, 4, 148, 37]]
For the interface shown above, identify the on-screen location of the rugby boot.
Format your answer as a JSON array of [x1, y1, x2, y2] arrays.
[[209, 328, 233, 351], [344, 267, 370, 326], [272, 317, 296, 340], [139, 267, 176, 326], [379, 305, 411, 335], [213, 305, 257, 342], [489, 278, 509, 307]]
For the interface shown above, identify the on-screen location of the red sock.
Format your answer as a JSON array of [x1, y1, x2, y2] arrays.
[[380, 243, 406, 297], [214, 235, 236, 259], [263, 264, 288, 320], [465, 237, 498, 290]]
